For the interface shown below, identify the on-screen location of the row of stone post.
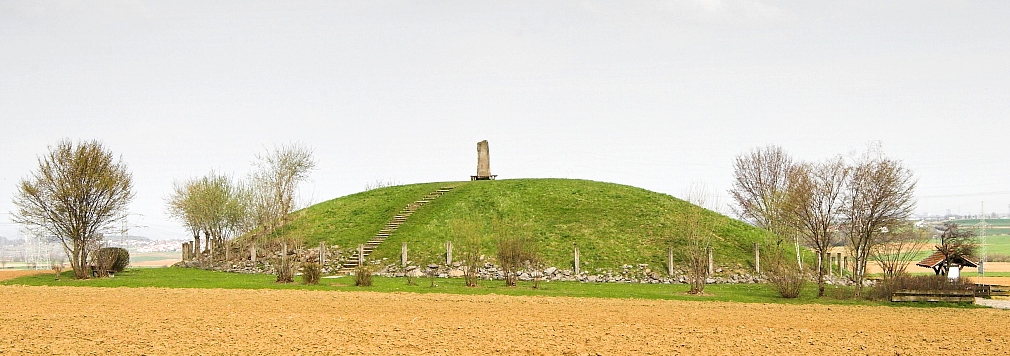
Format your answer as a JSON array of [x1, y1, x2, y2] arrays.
[[384, 241, 766, 276], [180, 239, 223, 261], [183, 238, 779, 275], [183, 241, 332, 265], [827, 252, 848, 276], [394, 241, 454, 267]]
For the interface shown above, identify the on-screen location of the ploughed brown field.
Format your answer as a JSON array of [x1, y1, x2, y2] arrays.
[[2, 280, 1009, 355]]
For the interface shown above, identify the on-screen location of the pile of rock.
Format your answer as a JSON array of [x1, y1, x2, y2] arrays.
[[374, 262, 766, 285], [174, 244, 351, 275], [176, 250, 781, 285]]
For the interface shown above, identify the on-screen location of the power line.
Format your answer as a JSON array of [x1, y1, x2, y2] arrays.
[[917, 191, 1010, 198]]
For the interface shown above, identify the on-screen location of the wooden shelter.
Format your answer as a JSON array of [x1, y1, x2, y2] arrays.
[[916, 250, 977, 276]]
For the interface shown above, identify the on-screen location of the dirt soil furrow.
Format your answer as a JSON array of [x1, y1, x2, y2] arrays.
[[1, 285, 1008, 355]]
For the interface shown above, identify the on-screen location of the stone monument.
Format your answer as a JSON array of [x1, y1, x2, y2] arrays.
[[470, 140, 497, 180]]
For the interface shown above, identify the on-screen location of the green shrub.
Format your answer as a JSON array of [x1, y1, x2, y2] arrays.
[[275, 257, 295, 283], [768, 265, 806, 299], [354, 265, 372, 287], [301, 262, 321, 285]]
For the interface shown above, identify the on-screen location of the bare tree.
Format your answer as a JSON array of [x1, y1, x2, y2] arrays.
[[250, 143, 316, 235], [729, 146, 802, 268], [167, 179, 204, 257], [871, 223, 928, 279], [495, 218, 536, 287], [729, 145, 794, 240], [452, 218, 483, 287], [841, 152, 916, 296], [681, 184, 717, 295], [195, 173, 247, 259], [786, 157, 848, 297], [12, 140, 134, 279], [50, 249, 66, 280], [934, 222, 977, 276], [166, 172, 247, 260]]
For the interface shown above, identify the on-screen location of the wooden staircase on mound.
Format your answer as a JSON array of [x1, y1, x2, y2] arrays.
[[337, 186, 455, 274]]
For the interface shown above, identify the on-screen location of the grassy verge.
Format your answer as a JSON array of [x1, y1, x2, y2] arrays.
[[1, 267, 978, 308]]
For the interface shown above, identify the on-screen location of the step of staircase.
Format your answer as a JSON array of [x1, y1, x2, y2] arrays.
[[337, 186, 455, 274]]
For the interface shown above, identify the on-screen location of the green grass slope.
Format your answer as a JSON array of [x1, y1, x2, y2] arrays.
[[275, 178, 777, 272], [267, 181, 455, 248]]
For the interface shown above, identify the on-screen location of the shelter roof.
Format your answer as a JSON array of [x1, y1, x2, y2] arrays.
[[916, 250, 978, 268]]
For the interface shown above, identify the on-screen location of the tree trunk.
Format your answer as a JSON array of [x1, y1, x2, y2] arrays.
[[72, 244, 88, 279], [817, 251, 827, 297], [795, 236, 803, 272], [203, 230, 211, 254]]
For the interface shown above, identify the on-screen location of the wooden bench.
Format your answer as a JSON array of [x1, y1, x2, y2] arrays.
[[891, 289, 975, 303], [89, 265, 115, 278], [975, 284, 1010, 298]]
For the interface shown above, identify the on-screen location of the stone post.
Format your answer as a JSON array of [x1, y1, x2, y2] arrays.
[[707, 246, 714, 275], [816, 253, 822, 276], [667, 247, 674, 276], [401, 242, 408, 267], [477, 140, 491, 178], [250, 243, 257, 263], [182, 242, 189, 261], [574, 245, 580, 275], [754, 243, 760, 274], [446, 241, 453, 265], [827, 253, 833, 276], [319, 242, 326, 265], [357, 244, 365, 266], [841, 255, 847, 275]]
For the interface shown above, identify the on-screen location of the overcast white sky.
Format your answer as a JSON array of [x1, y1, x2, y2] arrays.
[[2, 1, 1009, 240]]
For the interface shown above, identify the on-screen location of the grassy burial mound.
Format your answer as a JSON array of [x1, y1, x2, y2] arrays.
[[271, 178, 776, 272]]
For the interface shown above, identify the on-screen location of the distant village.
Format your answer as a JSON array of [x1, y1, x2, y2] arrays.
[[0, 235, 182, 266]]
